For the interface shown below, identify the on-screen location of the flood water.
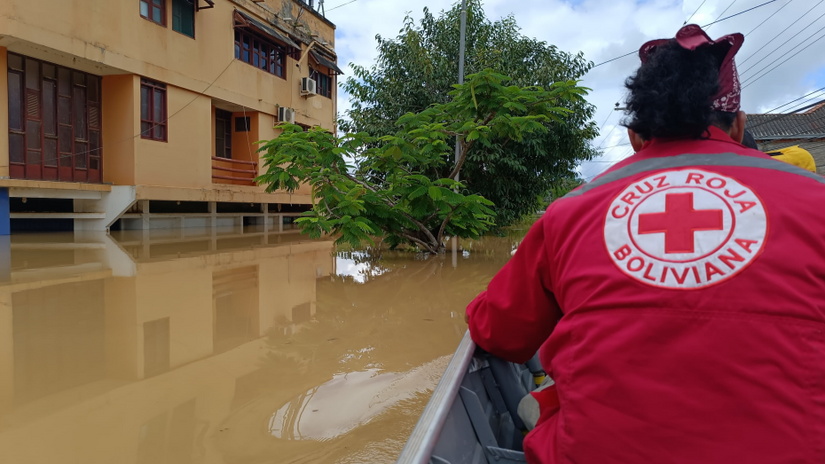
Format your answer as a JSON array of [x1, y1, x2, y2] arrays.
[[0, 224, 526, 464]]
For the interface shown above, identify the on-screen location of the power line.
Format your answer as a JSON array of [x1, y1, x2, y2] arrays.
[[744, 0, 794, 36], [684, 0, 708, 25], [592, 51, 636, 69], [750, 84, 825, 119], [597, 124, 620, 150], [326, 0, 357, 12], [701, 0, 778, 28], [595, 108, 618, 148], [738, 1, 825, 75], [783, 92, 825, 113], [738, 0, 825, 66], [742, 25, 825, 88], [600, 141, 633, 150], [591, 0, 780, 69], [705, 0, 738, 31]]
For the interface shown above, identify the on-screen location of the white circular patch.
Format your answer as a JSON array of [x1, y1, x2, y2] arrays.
[[604, 169, 768, 289]]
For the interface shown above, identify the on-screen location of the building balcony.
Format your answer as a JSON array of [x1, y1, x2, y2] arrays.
[[211, 156, 258, 186]]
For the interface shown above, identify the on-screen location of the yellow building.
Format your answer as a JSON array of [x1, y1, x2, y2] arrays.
[[0, 0, 340, 234]]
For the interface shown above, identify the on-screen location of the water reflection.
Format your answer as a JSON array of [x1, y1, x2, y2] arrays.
[[0, 225, 526, 464], [269, 357, 449, 442]]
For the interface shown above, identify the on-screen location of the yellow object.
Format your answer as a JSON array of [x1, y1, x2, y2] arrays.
[[534, 374, 546, 386], [767, 146, 817, 173]]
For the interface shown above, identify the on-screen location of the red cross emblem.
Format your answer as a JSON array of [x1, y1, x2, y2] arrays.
[[604, 169, 768, 289], [637, 192, 724, 254]]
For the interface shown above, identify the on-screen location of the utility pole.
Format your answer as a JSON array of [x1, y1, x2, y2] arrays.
[[453, 0, 467, 268], [455, 0, 467, 183]]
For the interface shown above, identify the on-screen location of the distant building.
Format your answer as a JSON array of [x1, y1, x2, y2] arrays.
[[746, 102, 825, 175], [0, 0, 341, 234]]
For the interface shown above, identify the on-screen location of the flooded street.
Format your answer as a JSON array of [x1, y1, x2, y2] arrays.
[[0, 225, 525, 464]]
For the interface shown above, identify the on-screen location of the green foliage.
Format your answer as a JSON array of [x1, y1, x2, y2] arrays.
[[258, 70, 588, 253], [340, 0, 599, 226]]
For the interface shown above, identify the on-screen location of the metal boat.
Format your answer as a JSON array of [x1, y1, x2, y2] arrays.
[[396, 331, 546, 464]]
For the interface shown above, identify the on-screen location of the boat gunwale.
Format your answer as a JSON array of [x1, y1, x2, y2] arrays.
[[396, 330, 477, 464]]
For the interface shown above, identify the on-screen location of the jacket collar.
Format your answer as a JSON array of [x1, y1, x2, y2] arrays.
[[641, 126, 740, 151]]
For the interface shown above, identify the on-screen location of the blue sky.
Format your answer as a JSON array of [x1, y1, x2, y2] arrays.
[[323, 0, 825, 180]]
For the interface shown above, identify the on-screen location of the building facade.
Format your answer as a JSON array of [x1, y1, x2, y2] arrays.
[[0, 0, 340, 234]]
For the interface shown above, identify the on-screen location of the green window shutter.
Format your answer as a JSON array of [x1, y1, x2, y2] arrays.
[[172, 0, 194, 38]]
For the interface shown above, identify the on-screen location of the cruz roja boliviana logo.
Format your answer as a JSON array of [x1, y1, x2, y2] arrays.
[[605, 169, 768, 289]]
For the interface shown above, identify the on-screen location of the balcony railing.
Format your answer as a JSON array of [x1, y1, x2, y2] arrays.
[[211, 157, 257, 186]]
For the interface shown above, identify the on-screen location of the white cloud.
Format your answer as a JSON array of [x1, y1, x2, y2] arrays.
[[325, 0, 825, 180]]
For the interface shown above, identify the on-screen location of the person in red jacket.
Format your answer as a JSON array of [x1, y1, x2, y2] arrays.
[[466, 24, 825, 464]]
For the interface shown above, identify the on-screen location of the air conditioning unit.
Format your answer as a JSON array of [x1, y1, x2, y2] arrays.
[[301, 77, 317, 97], [278, 107, 296, 124]]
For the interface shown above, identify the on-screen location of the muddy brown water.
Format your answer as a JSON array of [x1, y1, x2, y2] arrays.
[[0, 225, 526, 463]]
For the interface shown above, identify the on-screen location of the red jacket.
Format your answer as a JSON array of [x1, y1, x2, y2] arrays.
[[467, 127, 825, 464]]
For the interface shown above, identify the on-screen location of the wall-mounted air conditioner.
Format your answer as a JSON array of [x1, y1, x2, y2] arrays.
[[301, 77, 317, 97], [278, 107, 296, 124]]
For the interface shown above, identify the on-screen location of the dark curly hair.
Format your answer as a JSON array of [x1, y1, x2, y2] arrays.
[[623, 40, 737, 140]]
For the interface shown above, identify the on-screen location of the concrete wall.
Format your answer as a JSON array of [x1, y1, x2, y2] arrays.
[[102, 74, 137, 186], [134, 86, 213, 188]]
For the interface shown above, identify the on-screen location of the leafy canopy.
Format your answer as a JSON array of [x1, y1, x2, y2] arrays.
[[341, 0, 598, 226], [257, 70, 589, 253]]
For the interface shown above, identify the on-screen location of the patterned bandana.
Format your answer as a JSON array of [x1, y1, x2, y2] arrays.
[[639, 24, 745, 113]]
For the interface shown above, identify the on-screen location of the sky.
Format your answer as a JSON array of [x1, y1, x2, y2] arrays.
[[322, 0, 825, 181]]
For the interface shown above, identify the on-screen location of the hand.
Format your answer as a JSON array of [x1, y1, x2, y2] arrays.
[[464, 309, 470, 324]]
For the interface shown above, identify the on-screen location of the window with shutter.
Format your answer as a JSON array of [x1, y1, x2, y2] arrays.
[[6, 54, 101, 182], [172, 0, 195, 38]]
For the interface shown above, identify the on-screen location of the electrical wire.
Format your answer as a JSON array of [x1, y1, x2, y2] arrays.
[[326, 0, 357, 12], [591, 0, 780, 69], [705, 0, 738, 31], [684, 0, 708, 25], [701, 0, 778, 28], [738, 0, 825, 66], [595, 109, 618, 148], [744, 0, 793, 36], [738, 2, 825, 74], [782, 92, 825, 113], [742, 25, 825, 88]]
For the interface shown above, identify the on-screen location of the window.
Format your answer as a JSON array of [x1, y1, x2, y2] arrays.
[[7, 53, 102, 182], [140, 0, 165, 25], [234, 29, 286, 78], [140, 78, 167, 142], [310, 67, 333, 99], [172, 0, 194, 38], [215, 110, 232, 159], [235, 117, 250, 132]]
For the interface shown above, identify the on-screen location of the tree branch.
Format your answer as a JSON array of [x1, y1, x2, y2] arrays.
[[400, 231, 439, 254], [436, 206, 456, 244], [330, 164, 442, 248], [448, 112, 496, 180]]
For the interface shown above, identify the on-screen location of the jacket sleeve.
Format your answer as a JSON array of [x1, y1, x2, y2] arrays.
[[466, 214, 561, 364]]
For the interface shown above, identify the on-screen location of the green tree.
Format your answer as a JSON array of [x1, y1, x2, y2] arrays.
[[341, 0, 598, 226], [257, 70, 588, 254]]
